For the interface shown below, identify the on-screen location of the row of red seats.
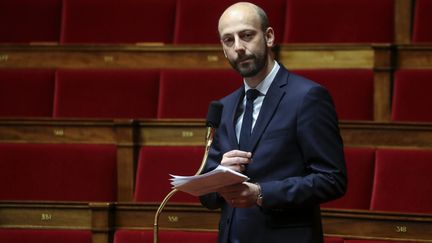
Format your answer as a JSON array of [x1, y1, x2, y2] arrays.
[[0, 228, 414, 243], [2, 0, 430, 44], [1, 144, 431, 215], [1, 68, 431, 122]]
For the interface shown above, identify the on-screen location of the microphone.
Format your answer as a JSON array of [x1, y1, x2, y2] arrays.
[[153, 101, 223, 243], [206, 101, 223, 128], [195, 101, 224, 176]]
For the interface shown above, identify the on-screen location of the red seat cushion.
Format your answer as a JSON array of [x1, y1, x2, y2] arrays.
[[322, 147, 375, 210], [371, 148, 432, 214], [54, 69, 159, 119], [412, 0, 432, 43], [174, 0, 286, 44], [0, 229, 92, 243], [134, 146, 205, 203], [0, 143, 117, 201], [0, 69, 55, 117], [284, 0, 394, 43], [158, 69, 242, 119], [0, 0, 62, 43], [114, 229, 218, 243], [392, 70, 432, 122], [294, 69, 374, 120], [345, 240, 411, 243], [61, 0, 176, 44], [324, 237, 344, 243]]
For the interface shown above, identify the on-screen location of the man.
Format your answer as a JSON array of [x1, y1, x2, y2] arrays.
[[200, 2, 347, 243]]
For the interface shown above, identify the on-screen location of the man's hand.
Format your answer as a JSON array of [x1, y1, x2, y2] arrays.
[[217, 182, 260, 208], [220, 150, 252, 173]]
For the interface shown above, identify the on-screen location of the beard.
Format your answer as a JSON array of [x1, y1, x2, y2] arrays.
[[228, 45, 268, 78]]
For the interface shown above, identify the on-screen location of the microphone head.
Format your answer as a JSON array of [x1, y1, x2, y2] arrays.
[[206, 101, 223, 128]]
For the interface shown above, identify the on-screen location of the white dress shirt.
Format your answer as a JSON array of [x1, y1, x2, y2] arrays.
[[235, 61, 280, 142]]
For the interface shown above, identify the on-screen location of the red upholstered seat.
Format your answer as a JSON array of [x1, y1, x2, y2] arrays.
[[114, 229, 218, 243], [174, 0, 286, 44], [412, 0, 432, 43], [54, 69, 159, 119], [0, 143, 117, 201], [293, 69, 374, 121], [0, 229, 92, 243], [283, 0, 394, 43], [158, 69, 242, 119], [324, 237, 344, 243], [370, 149, 432, 214], [392, 70, 432, 122], [322, 147, 375, 210], [0, 0, 62, 43], [345, 240, 411, 243], [61, 0, 176, 44], [134, 146, 205, 203], [0, 69, 55, 117]]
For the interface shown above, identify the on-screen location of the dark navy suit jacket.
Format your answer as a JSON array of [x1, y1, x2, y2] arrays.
[[200, 65, 347, 243]]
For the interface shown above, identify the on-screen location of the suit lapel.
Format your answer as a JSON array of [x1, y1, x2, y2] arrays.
[[249, 67, 289, 152], [226, 88, 244, 149]]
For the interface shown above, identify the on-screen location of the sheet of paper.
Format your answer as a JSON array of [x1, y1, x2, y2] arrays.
[[170, 165, 249, 196]]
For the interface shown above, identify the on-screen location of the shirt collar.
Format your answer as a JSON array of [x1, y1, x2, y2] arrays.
[[243, 61, 280, 95]]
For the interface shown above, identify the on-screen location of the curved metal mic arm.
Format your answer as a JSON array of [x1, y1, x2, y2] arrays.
[[153, 126, 216, 243]]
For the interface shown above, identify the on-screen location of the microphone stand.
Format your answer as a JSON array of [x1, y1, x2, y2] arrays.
[[153, 126, 216, 243]]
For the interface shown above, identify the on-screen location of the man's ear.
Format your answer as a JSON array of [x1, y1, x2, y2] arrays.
[[265, 27, 275, 47], [223, 48, 228, 58]]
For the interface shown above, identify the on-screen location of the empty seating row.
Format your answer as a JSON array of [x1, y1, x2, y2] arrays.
[[1, 0, 417, 44], [0, 69, 242, 119], [2, 68, 432, 122], [2, 144, 431, 215], [322, 147, 432, 214], [2, 229, 415, 243]]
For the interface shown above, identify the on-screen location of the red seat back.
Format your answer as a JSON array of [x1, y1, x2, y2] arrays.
[[392, 70, 432, 122], [158, 69, 241, 119], [0, 0, 62, 43], [322, 147, 375, 210], [0, 229, 92, 243], [61, 0, 176, 44], [54, 69, 159, 119], [283, 0, 394, 43], [324, 237, 344, 243], [0, 143, 117, 201], [114, 229, 218, 243], [0, 69, 55, 117], [370, 148, 432, 214], [134, 146, 205, 203], [294, 70, 374, 120], [412, 0, 432, 43], [174, 0, 286, 44]]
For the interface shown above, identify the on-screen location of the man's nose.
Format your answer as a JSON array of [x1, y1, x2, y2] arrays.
[[234, 37, 245, 53]]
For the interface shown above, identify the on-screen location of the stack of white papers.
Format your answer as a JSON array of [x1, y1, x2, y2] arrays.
[[170, 165, 249, 196]]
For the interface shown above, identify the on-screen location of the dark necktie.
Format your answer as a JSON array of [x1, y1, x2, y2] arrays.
[[239, 89, 260, 151]]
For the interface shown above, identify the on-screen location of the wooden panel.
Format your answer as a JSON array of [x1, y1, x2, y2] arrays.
[[397, 45, 432, 69], [0, 45, 228, 69], [0, 119, 116, 144], [0, 44, 394, 70], [373, 71, 392, 122], [341, 122, 432, 148], [138, 120, 207, 146], [322, 208, 432, 242], [0, 202, 92, 230], [394, 0, 414, 44], [115, 203, 219, 231], [278, 45, 379, 69]]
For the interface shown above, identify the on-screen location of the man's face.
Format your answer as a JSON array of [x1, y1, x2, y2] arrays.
[[219, 11, 269, 78]]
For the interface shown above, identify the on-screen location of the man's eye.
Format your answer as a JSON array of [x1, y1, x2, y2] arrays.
[[241, 33, 254, 41], [223, 38, 234, 46]]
